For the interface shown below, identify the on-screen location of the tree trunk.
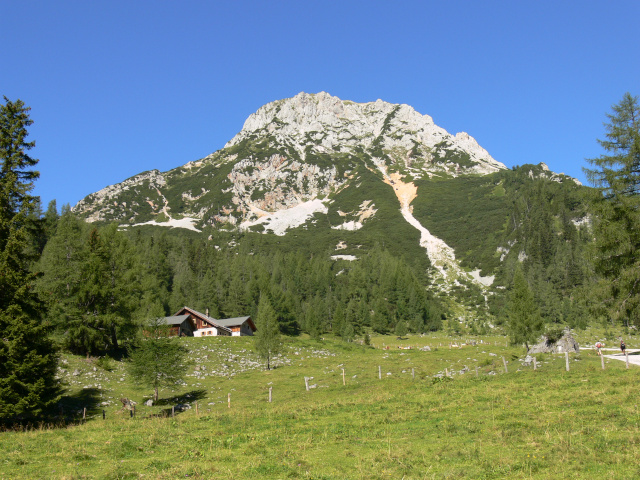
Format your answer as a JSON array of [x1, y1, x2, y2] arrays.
[[110, 323, 119, 350], [154, 386, 159, 402]]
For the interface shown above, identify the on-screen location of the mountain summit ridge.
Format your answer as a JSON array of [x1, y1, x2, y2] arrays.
[[74, 92, 509, 229], [226, 92, 506, 176]]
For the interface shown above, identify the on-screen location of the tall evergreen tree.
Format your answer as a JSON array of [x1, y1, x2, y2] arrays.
[[505, 265, 543, 351], [126, 305, 189, 402], [253, 294, 282, 370], [38, 219, 140, 354], [0, 97, 59, 419], [36, 211, 94, 353], [584, 93, 640, 325]]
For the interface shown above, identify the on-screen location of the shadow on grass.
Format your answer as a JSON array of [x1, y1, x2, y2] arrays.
[[150, 389, 208, 417], [155, 389, 208, 407], [58, 387, 102, 416], [0, 387, 104, 431]]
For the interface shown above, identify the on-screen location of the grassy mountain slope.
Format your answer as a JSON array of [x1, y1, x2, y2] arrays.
[[3, 332, 639, 479]]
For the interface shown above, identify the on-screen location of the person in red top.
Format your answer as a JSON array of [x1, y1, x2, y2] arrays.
[[620, 339, 626, 354], [595, 341, 603, 356]]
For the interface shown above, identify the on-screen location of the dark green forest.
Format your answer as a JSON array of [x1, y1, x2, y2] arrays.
[[35, 210, 445, 355]]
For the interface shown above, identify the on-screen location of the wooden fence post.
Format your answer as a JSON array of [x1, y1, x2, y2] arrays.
[[565, 352, 570, 372], [601, 353, 605, 370], [533, 357, 537, 371], [412, 368, 415, 380], [304, 377, 310, 391], [228, 393, 231, 408], [172, 406, 175, 417], [378, 366, 381, 380], [269, 386, 272, 403], [83, 407, 86, 422], [626, 352, 630, 369], [195, 401, 198, 415], [342, 368, 346, 386], [502, 356, 508, 374], [445, 368, 449, 377]]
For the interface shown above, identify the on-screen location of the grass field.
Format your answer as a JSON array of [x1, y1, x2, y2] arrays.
[[2, 329, 640, 479]]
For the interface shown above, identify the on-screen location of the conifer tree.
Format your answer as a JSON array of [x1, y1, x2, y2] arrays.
[[38, 219, 140, 354], [36, 211, 95, 353], [332, 302, 345, 336], [371, 297, 390, 334], [126, 305, 189, 402], [254, 294, 282, 370], [506, 265, 543, 351], [395, 320, 408, 337], [584, 93, 640, 325], [0, 97, 59, 419]]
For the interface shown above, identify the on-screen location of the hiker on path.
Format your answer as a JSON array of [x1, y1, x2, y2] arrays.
[[620, 339, 626, 355], [595, 341, 603, 355]]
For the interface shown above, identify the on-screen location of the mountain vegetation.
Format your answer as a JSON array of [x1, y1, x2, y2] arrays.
[[2, 91, 639, 424], [36, 214, 445, 348], [126, 311, 190, 402], [584, 92, 640, 326], [0, 97, 59, 419]]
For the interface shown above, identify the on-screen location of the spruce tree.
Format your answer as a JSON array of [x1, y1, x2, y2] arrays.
[[506, 266, 543, 351], [395, 320, 408, 337], [38, 219, 139, 354], [0, 97, 59, 419], [254, 294, 282, 370], [584, 93, 640, 325], [36, 211, 98, 354], [126, 306, 189, 402]]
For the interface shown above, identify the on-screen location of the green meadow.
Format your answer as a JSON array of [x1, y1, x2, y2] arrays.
[[2, 330, 640, 479]]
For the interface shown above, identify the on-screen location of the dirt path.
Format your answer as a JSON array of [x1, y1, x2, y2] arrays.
[[600, 348, 640, 366]]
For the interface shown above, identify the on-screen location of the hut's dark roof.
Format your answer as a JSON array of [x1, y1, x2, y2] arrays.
[[215, 316, 251, 327], [162, 315, 190, 325]]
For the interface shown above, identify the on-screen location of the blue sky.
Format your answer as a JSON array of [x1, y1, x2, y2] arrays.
[[2, 0, 639, 209]]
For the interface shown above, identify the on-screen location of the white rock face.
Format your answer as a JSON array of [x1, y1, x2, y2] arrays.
[[238, 199, 328, 236], [226, 154, 344, 215], [74, 170, 167, 222], [123, 217, 201, 232], [331, 200, 377, 231], [227, 92, 506, 175], [330, 255, 358, 261]]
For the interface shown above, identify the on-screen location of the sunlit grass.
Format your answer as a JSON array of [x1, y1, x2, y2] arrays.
[[2, 329, 640, 479]]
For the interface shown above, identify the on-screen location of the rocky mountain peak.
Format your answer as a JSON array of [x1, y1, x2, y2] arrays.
[[225, 92, 506, 176], [71, 92, 588, 297]]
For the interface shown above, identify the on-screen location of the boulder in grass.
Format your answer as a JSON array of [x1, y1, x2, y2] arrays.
[[528, 328, 579, 354], [120, 398, 137, 411]]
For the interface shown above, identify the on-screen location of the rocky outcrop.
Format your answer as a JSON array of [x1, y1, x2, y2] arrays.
[[226, 154, 345, 217], [226, 92, 506, 176], [74, 170, 167, 222], [528, 329, 580, 354]]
